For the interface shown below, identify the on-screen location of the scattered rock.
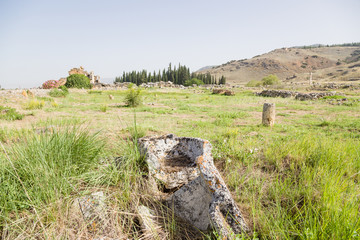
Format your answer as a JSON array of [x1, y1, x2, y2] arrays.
[[256, 90, 296, 98], [56, 78, 67, 87], [27, 90, 34, 98], [224, 89, 235, 96], [73, 191, 107, 232], [138, 134, 249, 238], [212, 89, 226, 94], [21, 90, 27, 97], [137, 205, 165, 239], [295, 92, 336, 101]]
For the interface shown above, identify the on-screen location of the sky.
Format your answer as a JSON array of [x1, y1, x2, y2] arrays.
[[0, 0, 359, 89]]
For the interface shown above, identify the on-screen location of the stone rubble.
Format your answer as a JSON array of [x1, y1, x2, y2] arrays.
[[137, 205, 165, 239], [212, 88, 235, 96], [257, 89, 337, 100], [138, 134, 249, 238], [72, 191, 108, 233]]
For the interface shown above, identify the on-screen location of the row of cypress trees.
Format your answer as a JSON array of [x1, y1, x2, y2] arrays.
[[114, 63, 226, 85]]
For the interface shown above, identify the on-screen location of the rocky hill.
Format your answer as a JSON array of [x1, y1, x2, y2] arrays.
[[197, 46, 360, 85]]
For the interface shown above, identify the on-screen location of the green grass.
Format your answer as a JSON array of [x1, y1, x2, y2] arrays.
[[88, 90, 103, 94], [0, 88, 359, 239]]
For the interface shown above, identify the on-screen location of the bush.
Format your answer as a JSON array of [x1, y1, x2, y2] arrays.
[[261, 74, 280, 86], [246, 80, 262, 87], [100, 104, 107, 112], [49, 86, 69, 97], [124, 86, 142, 107], [0, 106, 24, 120], [42, 80, 58, 89], [25, 99, 45, 110], [65, 74, 91, 89], [184, 78, 204, 86]]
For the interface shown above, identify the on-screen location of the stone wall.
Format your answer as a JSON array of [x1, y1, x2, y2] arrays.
[[257, 89, 336, 100]]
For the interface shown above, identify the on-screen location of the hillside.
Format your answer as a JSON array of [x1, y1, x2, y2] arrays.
[[197, 46, 360, 85]]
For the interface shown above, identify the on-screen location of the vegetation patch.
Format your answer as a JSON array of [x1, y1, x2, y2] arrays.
[[0, 106, 24, 120], [322, 95, 346, 100], [184, 78, 204, 86], [88, 90, 103, 94], [245, 80, 262, 87], [246, 74, 281, 87], [124, 85, 142, 107], [49, 86, 69, 97], [24, 99, 45, 110], [65, 74, 91, 89]]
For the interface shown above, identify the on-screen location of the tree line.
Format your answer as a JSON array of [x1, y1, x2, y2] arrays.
[[114, 63, 226, 85]]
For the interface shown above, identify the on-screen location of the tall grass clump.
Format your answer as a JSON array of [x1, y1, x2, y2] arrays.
[[243, 134, 360, 239], [25, 99, 45, 110], [0, 126, 104, 220]]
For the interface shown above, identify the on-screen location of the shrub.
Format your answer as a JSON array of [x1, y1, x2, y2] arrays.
[[124, 86, 142, 107], [51, 102, 59, 108], [25, 99, 45, 110], [65, 74, 91, 89], [49, 86, 69, 97], [100, 104, 107, 112], [42, 80, 58, 89], [184, 78, 204, 86], [246, 80, 262, 87], [0, 106, 24, 120], [261, 74, 280, 86]]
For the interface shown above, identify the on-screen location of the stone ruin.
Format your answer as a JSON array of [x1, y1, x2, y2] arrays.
[[69, 66, 100, 84], [256, 89, 336, 100], [138, 134, 249, 238], [212, 88, 235, 96]]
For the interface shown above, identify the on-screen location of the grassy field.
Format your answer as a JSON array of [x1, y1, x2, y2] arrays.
[[0, 87, 359, 239]]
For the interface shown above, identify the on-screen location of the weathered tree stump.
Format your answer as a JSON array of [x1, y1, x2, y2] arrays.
[[262, 103, 275, 126]]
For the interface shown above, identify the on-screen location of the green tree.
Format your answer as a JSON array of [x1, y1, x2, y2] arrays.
[[261, 74, 280, 85], [184, 78, 204, 86], [65, 74, 91, 89], [124, 85, 142, 107]]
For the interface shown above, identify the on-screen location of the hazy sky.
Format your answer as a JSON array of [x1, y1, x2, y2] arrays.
[[0, 0, 359, 89]]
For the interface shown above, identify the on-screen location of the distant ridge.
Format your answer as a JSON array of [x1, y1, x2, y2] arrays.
[[196, 65, 217, 72], [197, 44, 360, 85]]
